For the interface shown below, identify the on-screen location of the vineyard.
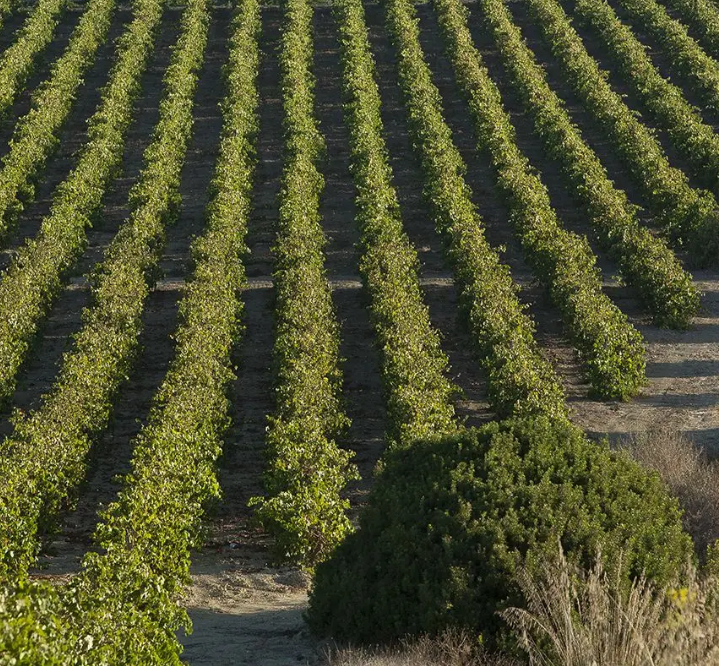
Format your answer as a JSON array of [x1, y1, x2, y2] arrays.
[[0, 0, 717, 661]]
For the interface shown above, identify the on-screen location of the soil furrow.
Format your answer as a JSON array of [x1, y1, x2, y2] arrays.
[[0, 3, 83, 153], [313, 5, 387, 496], [28, 5, 227, 577], [363, 1, 492, 428], [0, 6, 29, 50]]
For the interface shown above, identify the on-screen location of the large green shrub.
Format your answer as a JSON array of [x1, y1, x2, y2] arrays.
[[308, 417, 693, 645]]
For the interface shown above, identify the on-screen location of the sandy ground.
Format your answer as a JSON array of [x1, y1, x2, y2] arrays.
[[180, 550, 320, 666], [176, 519, 325, 664], [571, 275, 719, 454]]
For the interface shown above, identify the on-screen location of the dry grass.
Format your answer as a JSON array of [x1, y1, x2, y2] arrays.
[[502, 545, 719, 666], [323, 630, 520, 666], [622, 430, 719, 557]]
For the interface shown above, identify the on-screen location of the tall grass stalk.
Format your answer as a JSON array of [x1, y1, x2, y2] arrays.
[[503, 545, 719, 665]]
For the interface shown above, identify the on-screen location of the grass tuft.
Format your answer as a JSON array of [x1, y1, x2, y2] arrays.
[[323, 630, 518, 666], [623, 430, 719, 558], [502, 544, 719, 665]]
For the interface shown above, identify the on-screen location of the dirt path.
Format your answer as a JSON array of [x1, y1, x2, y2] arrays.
[[25, 5, 224, 576], [183, 550, 320, 666], [575, 272, 719, 454], [364, 1, 493, 429]]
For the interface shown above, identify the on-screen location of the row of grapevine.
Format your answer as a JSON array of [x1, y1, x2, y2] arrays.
[[45, 1, 258, 660], [0, 0, 165, 406], [523, 0, 719, 264], [0, 0, 117, 241], [0, 0, 22, 33], [0, 0, 65, 117], [658, 0, 719, 63], [573, 0, 719, 194], [433, 0, 646, 399], [248, 0, 358, 568], [383, 0, 568, 420], [0, 0, 208, 580], [334, 0, 457, 448], [605, 0, 719, 112], [476, 0, 698, 328]]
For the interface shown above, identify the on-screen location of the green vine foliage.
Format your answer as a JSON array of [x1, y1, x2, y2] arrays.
[[0, 0, 66, 119], [249, 0, 358, 569], [432, 0, 646, 399], [308, 416, 693, 648], [475, 0, 698, 328], [0, 580, 73, 665], [383, 0, 568, 421], [706, 541, 719, 578], [0, 0, 118, 241], [0, 0, 166, 407], [335, 0, 457, 448], [0, 1, 260, 661], [523, 0, 719, 265], [573, 0, 719, 196], [0, 0, 208, 581], [603, 0, 719, 114], [659, 0, 719, 65]]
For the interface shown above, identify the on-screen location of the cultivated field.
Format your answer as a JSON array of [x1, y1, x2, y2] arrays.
[[0, 0, 718, 662]]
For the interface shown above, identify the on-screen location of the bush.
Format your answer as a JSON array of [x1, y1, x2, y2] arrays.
[[307, 417, 693, 646]]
